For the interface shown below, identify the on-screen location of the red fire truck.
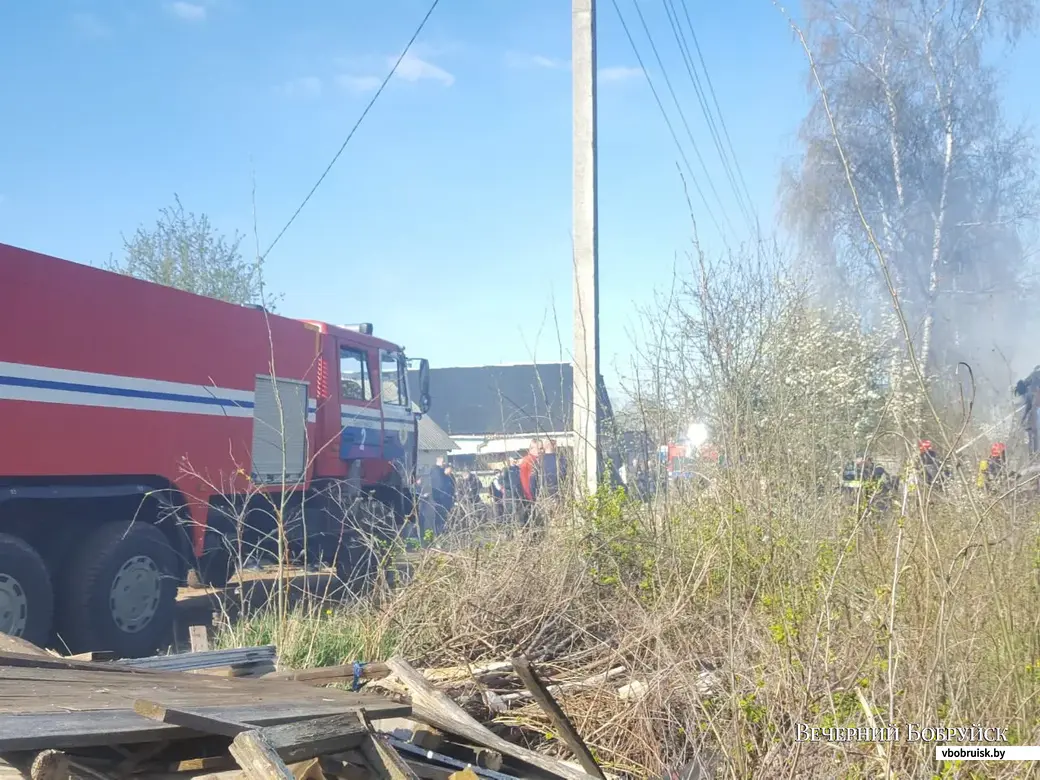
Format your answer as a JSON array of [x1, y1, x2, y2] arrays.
[[0, 243, 430, 656]]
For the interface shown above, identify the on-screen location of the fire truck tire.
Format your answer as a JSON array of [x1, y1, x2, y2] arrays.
[[0, 533, 54, 647], [194, 546, 232, 590], [56, 521, 178, 658]]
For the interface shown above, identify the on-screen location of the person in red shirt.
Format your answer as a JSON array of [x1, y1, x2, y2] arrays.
[[519, 438, 543, 502]]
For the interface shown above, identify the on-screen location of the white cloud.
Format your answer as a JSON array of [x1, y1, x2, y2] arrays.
[[533, 55, 565, 69], [167, 2, 207, 22], [599, 65, 643, 83], [505, 52, 567, 70], [337, 74, 383, 94], [279, 76, 323, 99], [336, 51, 454, 94], [393, 52, 454, 86], [70, 12, 111, 39]]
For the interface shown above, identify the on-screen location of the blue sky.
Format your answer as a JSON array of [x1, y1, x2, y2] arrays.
[[1, 0, 1038, 395]]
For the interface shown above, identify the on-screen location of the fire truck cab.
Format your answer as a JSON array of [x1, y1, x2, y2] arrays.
[[0, 243, 430, 656]]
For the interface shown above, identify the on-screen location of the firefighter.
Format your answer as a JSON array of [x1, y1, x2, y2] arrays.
[[841, 456, 891, 509], [978, 441, 1012, 492], [919, 440, 943, 487], [977, 453, 990, 490], [867, 461, 894, 512], [989, 442, 1007, 478], [1015, 367, 1040, 452]]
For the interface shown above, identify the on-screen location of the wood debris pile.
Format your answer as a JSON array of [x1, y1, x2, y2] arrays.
[[0, 637, 614, 780]]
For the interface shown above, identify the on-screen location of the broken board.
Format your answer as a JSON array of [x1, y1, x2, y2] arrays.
[[0, 663, 409, 751]]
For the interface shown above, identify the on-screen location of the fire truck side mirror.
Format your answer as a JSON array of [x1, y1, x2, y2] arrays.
[[418, 358, 431, 414]]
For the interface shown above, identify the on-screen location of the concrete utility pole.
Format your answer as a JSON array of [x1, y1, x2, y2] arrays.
[[571, 0, 601, 497]]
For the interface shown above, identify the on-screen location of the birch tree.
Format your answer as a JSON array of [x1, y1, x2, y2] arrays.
[[781, 0, 1038, 403]]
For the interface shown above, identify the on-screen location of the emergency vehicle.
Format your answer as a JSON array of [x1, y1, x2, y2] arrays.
[[0, 243, 430, 656]]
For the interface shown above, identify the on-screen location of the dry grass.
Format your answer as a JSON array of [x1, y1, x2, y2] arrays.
[[215, 475, 1040, 779]]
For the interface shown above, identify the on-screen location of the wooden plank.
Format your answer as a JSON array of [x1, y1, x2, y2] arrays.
[[263, 662, 388, 686], [359, 710, 417, 780], [0, 665, 308, 697], [0, 637, 51, 658], [119, 647, 276, 672], [166, 756, 237, 773], [230, 731, 295, 780], [509, 658, 605, 780], [189, 626, 211, 653], [0, 699, 410, 751], [134, 700, 250, 738], [263, 661, 514, 688], [290, 758, 324, 780], [384, 658, 594, 780], [134, 708, 369, 763], [192, 662, 278, 680], [0, 651, 153, 675], [360, 735, 417, 780], [259, 713, 367, 764], [65, 652, 115, 662], [0, 664, 403, 717]]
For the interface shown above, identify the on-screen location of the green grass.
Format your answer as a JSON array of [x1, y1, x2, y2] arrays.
[[216, 602, 401, 670]]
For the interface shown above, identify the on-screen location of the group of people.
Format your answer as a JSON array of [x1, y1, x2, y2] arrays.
[[840, 438, 1015, 511], [415, 438, 567, 542], [417, 458, 481, 538], [488, 438, 565, 524], [918, 438, 1014, 492]]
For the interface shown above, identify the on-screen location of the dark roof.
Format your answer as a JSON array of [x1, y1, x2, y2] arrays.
[[418, 414, 458, 452], [408, 363, 612, 437], [407, 402, 457, 451]]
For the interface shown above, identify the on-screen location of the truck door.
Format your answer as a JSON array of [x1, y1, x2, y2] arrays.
[[338, 344, 382, 461], [377, 349, 415, 479]]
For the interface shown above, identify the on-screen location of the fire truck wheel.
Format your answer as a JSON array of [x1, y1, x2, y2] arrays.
[[0, 533, 54, 647], [194, 545, 232, 590], [56, 521, 177, 657]]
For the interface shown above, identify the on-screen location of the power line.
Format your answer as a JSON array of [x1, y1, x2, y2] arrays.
[[678, 0, 759, 231], [262, 0, 442, 261], [661, 0, 756, 234], [627, 0, 739, 241], [609, 0, 728, 242]]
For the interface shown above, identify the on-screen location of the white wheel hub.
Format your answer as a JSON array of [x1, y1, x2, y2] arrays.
[[109, 555, 162, 634], [0, 573, 28, 637]]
